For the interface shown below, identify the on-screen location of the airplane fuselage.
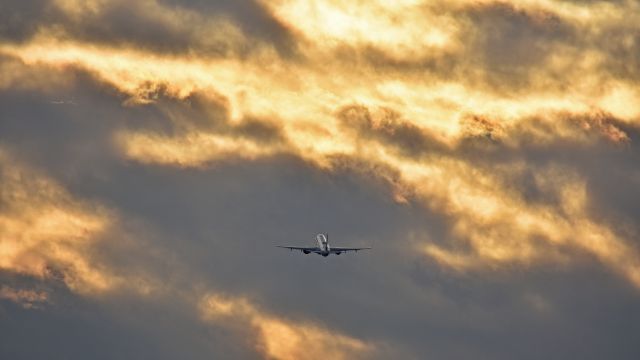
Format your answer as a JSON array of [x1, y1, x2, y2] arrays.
[[316, 233, 332, 256]]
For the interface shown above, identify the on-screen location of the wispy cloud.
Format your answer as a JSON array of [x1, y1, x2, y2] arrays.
[[0, 149, 115, 294], [200, 293, 373, 360]]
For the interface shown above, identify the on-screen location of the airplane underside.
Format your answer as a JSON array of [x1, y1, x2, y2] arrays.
[[277, 233, 370, 256], [302, 250, 341, 256]]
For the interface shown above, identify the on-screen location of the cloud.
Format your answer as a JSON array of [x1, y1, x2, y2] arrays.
[[200, 293, 373, 360], [3, 38, 638, 289], [2, 1, 640, 359], [1, 0, 295, 58], [0, 149, 116, 294], [0, 286, 48, 309]]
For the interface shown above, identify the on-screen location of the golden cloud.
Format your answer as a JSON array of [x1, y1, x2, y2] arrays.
[[199, 293, 372, 360], [0, 286, 49, 309], [260, 0, 462, 59], [0, 150, 117, 294], [415, 164, 640, 287], [116, 129, 285, 167]]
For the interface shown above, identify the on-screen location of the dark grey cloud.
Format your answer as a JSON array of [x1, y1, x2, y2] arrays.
[[459, 1, 640, 94], [0, 0, 53, 42], [138, 88, 286, 144], [0, 273, 259, 360], [0, 0, 297, 58], [463, 2, 575, 89], [337, 104, 448, 158], [157, 0, 296, 54], [333, 1, 640, 96]]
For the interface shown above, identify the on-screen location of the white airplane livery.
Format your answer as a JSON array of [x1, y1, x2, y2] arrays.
[[277, 233, 371, 257]]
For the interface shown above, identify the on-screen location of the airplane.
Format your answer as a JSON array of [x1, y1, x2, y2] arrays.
[[277, 233, 371, 257]]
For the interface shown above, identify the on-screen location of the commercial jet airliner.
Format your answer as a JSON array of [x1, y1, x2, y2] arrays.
[[277, 233, 371, 257]]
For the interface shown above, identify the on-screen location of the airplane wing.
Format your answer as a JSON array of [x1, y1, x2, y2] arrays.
[[329, 247, 372, 253], [276, 246, 321, 253]]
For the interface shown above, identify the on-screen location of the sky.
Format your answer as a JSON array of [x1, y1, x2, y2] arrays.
[[1, 0, 640, 359]]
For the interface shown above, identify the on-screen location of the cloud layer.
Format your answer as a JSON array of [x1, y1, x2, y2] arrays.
[[1, 0, 640, 359]]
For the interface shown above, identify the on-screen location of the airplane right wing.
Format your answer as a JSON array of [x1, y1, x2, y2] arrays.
[[328, 247, 372, 253]]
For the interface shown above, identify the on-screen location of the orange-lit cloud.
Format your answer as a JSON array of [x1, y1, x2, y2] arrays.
[[0, 286, 49, 309], [0, 150, 116, 294], [199, 293, 372, 360], [261, 0, 461, 58], [414, 163, 640, 287], [116, 130, 285, 167]]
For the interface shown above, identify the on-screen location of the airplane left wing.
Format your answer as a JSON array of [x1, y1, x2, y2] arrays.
[[276, 246, 320, 253]]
